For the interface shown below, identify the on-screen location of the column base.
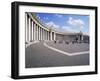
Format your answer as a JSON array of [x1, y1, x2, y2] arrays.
[[25, 41, 29, 44]]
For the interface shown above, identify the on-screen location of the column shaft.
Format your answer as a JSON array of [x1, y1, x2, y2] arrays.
[[31, 21, 33, 41], [54, 32, 56, 40], [30, 19, 32, 41], [25, 13, 28, 43], [35, 24, 37, 40], [48, 31, 49, 40], [42, 29, 44, 40], [50, 31, 52, 40], [29, 18, 31, 42], [34, 23, 36, 40], [40, 27, 41, 40], [37, 24, 38, 40], [39, 26, 40, 40], [38, 26, 40, 40]]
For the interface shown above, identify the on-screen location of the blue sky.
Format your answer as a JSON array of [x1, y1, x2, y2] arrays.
[[36, 12, 89, 34]]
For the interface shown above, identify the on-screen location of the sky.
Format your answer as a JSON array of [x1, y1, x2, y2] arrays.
[[35, 12, 89, 34]]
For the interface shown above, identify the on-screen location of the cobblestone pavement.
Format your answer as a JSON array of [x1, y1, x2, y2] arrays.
[[25, 41, 89, 68]]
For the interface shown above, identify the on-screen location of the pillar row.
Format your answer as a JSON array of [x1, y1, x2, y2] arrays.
[[25, 13, 57, 44]]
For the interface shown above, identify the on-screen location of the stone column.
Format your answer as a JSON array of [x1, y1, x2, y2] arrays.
[[42, 28, 43, 40], [40, 27, 42, 40], [33, 23, 35, 41], [38, 26, 39, 40], [46, 31, 47, 40], [48, 31, 49, 40], [49, 31, 50, 40], [34, 23, 36, 41], [54, 32, 56, 40], [44, 30, 45, 40], [46, 31, 48, 40], [25, 13, 28, 43], [42, 29, 44, 40], [38, 26, 40, 40], [31, 21, 33, 41], [39, 27, 41, 40], [52, 32, 54, 40], [36, 25, 37, 40], [30, 19, 32, 42], [29, 17, 31, 42], [37, 25, 39, 40], [44, 29, 45, 40], [50, 31, 52, 40], [46, 30, 47, 40], [47, 31, 48, 40], [33, 21, 34, 41], [41, 28, 43, 40]]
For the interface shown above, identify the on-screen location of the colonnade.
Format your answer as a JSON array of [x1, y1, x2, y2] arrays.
[[25, 13, 56, 43]]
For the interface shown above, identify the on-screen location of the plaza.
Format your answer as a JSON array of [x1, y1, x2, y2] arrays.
[[25, 12, 89, 68]]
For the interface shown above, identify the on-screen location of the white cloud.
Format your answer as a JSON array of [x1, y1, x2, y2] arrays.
[[46, 21, 80, 33], [61, 26, 70, 31], [61, 26, 79, 33], [45, 17, 85, 33], [43, 17, 48, 20], [55, 14, 63, 18], [46, 21, 60, 30], [67, 17, 84, 30]]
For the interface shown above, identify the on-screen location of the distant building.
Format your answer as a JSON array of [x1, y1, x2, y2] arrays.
[[56, 31, 89, 43]]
